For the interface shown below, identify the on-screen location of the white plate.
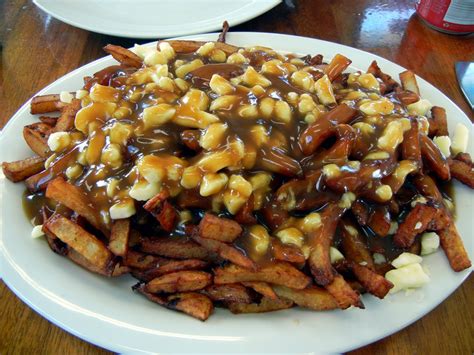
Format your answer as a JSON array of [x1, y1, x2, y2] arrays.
[[0, 33, 472, 354], [33, 0, 281, 38]]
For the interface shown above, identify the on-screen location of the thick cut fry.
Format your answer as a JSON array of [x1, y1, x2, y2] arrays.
[[308, 204, 344, 286], [2, 156, 46, 182], [448, 158, 474, 188], [340, 219, 375, 269], [367, 60, 399, 93], [399, 70, 420, 95], [325, 274, 364, 309], [367, 206, 391, 237], [192, 235, 256, 270], [46, 177, 105, 234], [39, 116, 58, 126], [227, 297, 293, 314], [324, 54, 352, 81], [203, 284, 253, 304], [234, 195, 257, 225], [44, 214, 112, 269], [30, 94, 65, 114], [53, 99, 81, 132], [44, 233, 68, 256], [143, 191, 177, 232], [198, 213, 242, 242], [214, 262, 311, 290], [258, 148, 303, 177], [420, 134, 451, 181], [350, 263, 393, 299], [140, 237, 211, 260], [272, 285, 338, 311], [159, 40, 239, 55], [412, 174, 443, 203], [455, 152, 473, 166], [145, 271, 212, 293], [132, 259, 209, 282], [109, 219, 130, 256], [396, 89, 420, 106], [393, 203, 439, 248], [401, 120, 422, 167], [124, 250, 168, 270], [242, 282, 278, 300], [351, 199, 369, 225], [272, 241, 306, 264], [438, 222, 472, 272], [135, 285, 213, 321], [429, 106, 448, 137], [103, 44, 142, 68], [23, 123, 51, 157]]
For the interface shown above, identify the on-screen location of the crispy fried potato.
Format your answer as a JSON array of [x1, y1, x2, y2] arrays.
[[103, 44, 142, 68], [324, 54, 352, 81], [367, 205, 391, 237], [448, 158, 474, 188], [438, 222, 472, 272], [159, 40, 239, 55], [420, 134, 451, 181], [367, 60, 399, 93], [39, 116, 58, 126], [429, 106, 448, 137], [198, 213, 242, 242], [44, 214, 112, 269], [145, 271, 212, 293], [393, 203, 439, 248], [109, 219, 130, 256], [340, 219, 375, 269], [401, 120, 422, 168], [395, 89, 420, 106], [272, 285, 338, 311], [53, 99, 81, 132], [351, 199, 369, 225], [272, 241, 306, 264], [350, 263, 393, 299], [124, 250, 168, 270], [242, 282, 278, 300], [23, 123, 51, 157], [143, 191, 177, 232], [192, 235, 256, 270], [214, 262, 311, 290], [139, 237, 211, 260], [203, 284, 253, 304], [136, 285, 213, 321], [399, 70, 420, 95], [325, 274, 364, 309], [46, 177, 105, 234], [2, 156, 46, 182], [131, 259, 209, 282], [227, 297, 293, 314], [412, 174, 444, 203], [30, 94, 65, 114]]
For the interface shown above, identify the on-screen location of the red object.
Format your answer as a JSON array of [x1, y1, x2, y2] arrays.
[[415, 0, 474, 34]]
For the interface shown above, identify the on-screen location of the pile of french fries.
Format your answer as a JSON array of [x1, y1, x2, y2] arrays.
[[2, 29, 472, 321]]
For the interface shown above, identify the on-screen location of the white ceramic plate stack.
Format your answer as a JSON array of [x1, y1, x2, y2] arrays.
[[0, 33, 472, 353]]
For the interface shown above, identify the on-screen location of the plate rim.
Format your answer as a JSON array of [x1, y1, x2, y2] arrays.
[[0, 31, 472, 353]]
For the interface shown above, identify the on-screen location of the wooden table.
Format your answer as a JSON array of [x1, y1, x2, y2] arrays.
[[1, 0, 473, 353]]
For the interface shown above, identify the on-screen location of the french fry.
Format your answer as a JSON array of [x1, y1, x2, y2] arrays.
[[145, 271, 212, 293], [272, 241, 306, 264], [412, 174, 444, 203], [420, 134, 451, 181], [124, 250, 168, 270], [227, 297, 293, 314], [159, 40, 239, 55], [131, 259, 209, 282], [109, 219, 130, 256], [325, 274, 364, 309], [217, 20, 230, 43], [214, 262, 311, 290], [366, 206, 391, 237], [351, 199, 369, 226], [324, 54, 352, 81], [23, 123, 51, 157], [454, 152, 473, 166], [198, 213, 243, 242], [53, 99, 81, 132], [448, 158, 474, 188], [272, 285, 338, 311], [367, 60, 399, 93], [30, 94, 65, 114], [103, 44, 142, 68], [140, 237, 212, 260], [399, 70, 420, 95], [203, 284, 253, 304], [135, 285, 213, 321], [39, 116, 58, 126], [395, 89, 420, 106], [192, 234, 256, 270], [241, 282, 278, 300], [438, 222, 472, 271], [340, 219, 375, 269], [401, 120, 422, 167], [2, 156, 46, 182], [234, 195, 257, 225], [43, 214, 112, 270], [429, 106, 449, 137], [143, 191, 177, 232], [46, 177, 105, 234], [350, 263, 393, 299], [258, 148, 302, 177]]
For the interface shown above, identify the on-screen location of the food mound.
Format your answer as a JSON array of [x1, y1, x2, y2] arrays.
[[2, 32, 472, 320]]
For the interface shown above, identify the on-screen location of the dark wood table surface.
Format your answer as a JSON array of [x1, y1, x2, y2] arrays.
[[1, 0, 473, 353]]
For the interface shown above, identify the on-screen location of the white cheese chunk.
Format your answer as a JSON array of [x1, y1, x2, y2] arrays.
[[451, 123, 469, 155], [421, 232, 440, 256], [31, 225, 44, 238], [391, 252, 423, 269], [329, 247, 345, 264], [386, 263, 430, 294]]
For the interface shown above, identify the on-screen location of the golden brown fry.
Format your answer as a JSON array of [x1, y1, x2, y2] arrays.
[[438, 222, 472, 272], [367, 60, 399, 93], [272, 241, 306, 264], [198, 213, 242, 242], [394, 203, 440, 248], [214, 262, 311, 290], [53, 99, 81, 132], [135, 285, 213, 321], [448, 158, 474, 188], [429, 106, 449, 137], [145, 271, 212, 293], [340, 219, 375, 269], [43, 214, 112, 270], [272, 285, 338, 311], [109, 219, 130, 256], [420, 134, 451, 181], [324, 54, 352, 81], [103, 44, 142, 68], [242, 282, 278, 300], [367, 205, 391, 237], [132, 259, 209, 282], [139, 237, 211, 260], [227, 297, 293, 314], [23, 123, 51, 157], [203, 284, 253, 304], [192, 235, 256, 270], [2, 156, 46, 182], [395, 89, 420, 106], [30, 94, 65, 114], [124, 250, 167, 270], [412, 174, 444, 203], [46, 177, 105, 234], [159, 40, 239, 55], [401, 120, 422, 167], [325, 274, 364, 309], [350, 263, 393, 299], [39, 116, 58, 126], [399, 70, 420, 95]]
